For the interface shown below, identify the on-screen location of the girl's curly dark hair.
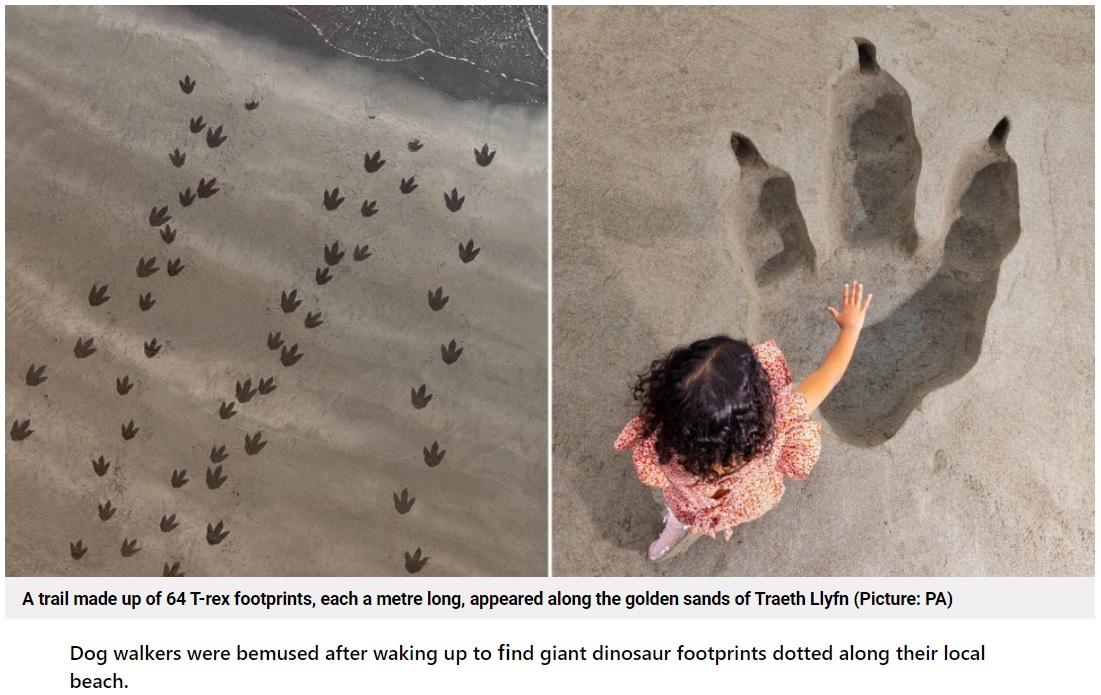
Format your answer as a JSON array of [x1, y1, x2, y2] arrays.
[[633, 336, 775, 480]]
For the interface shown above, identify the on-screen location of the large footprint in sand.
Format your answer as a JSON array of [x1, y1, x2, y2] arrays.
[[726, 39, 1021, 447]]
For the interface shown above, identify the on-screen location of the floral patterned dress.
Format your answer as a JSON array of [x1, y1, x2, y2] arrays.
[[614, 340, 822, 539]]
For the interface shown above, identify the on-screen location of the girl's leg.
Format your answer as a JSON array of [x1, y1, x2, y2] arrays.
[[648, 507, 692, 561]]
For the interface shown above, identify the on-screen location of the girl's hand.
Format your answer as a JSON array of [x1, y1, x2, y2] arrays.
[[827, 281, 872, 331]]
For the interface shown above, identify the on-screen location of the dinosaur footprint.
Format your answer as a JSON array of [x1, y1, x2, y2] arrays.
[[407, 139, 423, 152], [137, 257, 159, 277], [423, 441, 446, 468], [361, 200, 379, 217], [315, 267, 333, 285], [323, 187, 345, 211], [353, 244, 372, 261], [280, 290, 302, 313], [474, 143, 496, 167], [88, 283, 110, 306], [144, 338, 161, 358], [244, 431, 267, 455], [443, 188, 465, 212], [410, 384, 432, 409], [179, 188, 195, 207], [729, 39, 1020, 446], [206, 125, 227, 148], [245, 99, 259, 111], [441, 340, 463, 365], [458, 240, 480, 263], [206, 521, 229, 545], [393, 488, 415, 514], [139, 292, 156, 311], [280, 343, 303, 367], [116, 376, 133, 395], [206, 465, 228, 489], [219, 401, 237, 419], [257, 377, 277, 395], [400, 176, 418, 194], [189, 116, 205, 134], [167, 259, 185, 276], [160, 514, 179, 532], [179, 75, 196, 94], [74, 337, 96, 358], [305, 310, 323, 328], [25, 364, 47, 386], [160, 225, 175, 244], [404, 548, 429, 574], [98, 500, 116, 521], [197, 177, 219, 198], [324, 242, 344, 266], [364, 150, 386, 173], [210, 445, 229, 463], [149, 207, 172, 226], [120, 539, 140, 557], [70, 540, 88, 560], [428, 287, 449, 311], [169, 148, 186, 168], [236, 379, 257, 403], [92, 455, 110, 476], [121, 420, 139, 440], [171, 469, 189, 488], [163, 561, 185, 577], [11, 419, 33, 441], [267, 332, 285, 350]]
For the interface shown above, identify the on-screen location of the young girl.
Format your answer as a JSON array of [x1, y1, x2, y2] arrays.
[[615, 282, 872, 561]]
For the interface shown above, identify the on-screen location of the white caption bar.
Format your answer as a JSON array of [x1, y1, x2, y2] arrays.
[[7, 577, 1092, 619]]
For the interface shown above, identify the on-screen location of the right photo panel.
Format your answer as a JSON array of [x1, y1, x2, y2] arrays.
[[552, 5, 1094, 576]]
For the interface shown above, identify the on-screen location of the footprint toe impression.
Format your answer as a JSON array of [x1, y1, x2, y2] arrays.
[[730, 39, 1021, 447]]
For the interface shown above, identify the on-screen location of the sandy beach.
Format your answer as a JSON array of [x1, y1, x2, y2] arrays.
[[6, 6, 547, 576], [552, 6, 1093, 576]]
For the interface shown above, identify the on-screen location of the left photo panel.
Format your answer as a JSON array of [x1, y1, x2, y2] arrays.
[[5, 6, 549, 576]]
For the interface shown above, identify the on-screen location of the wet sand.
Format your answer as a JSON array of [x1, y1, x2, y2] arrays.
[[6, 6, 547, 576]]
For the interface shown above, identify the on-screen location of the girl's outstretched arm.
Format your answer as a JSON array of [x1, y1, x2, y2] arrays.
[[795, 281, 872, 412]]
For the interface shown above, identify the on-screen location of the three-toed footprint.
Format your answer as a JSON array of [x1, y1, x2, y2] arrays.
[[244, 431, 266, 455], [410, 384, 433, 409], [25, 364, 47, 386], [440, 340, 463, 365], [364, 151, 385, 173], [393, 488, 415, 514], [404, 548, 429, 574], [323, 187, 345, 211], [727, 39, 1020, 446], [444, 188, 465, 213], [474, 143, 496, 167], [423, 441, 446, 468], [92, 455, 110, 477], [428, 287, 449, 311]]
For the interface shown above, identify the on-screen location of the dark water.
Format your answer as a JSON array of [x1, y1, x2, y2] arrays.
[[185, 5, 548, 106]]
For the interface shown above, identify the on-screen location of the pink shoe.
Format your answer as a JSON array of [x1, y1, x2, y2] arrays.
[[648, 509, 694, 561]]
